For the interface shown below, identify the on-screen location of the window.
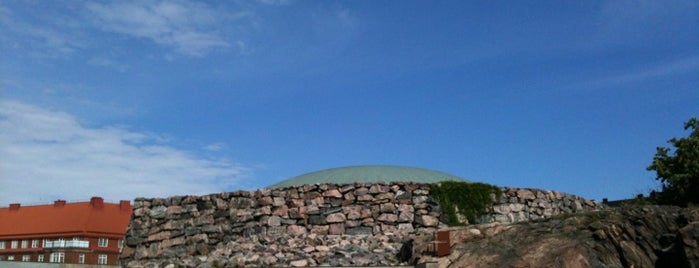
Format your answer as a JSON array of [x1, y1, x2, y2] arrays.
[[38, 255, 44, 262], [42, 239, 48, 248], [11, 240, 17, 249], [31, 239, 39, 248], [50, 252, 65, 263], [73, 237, 80, 241], [7, 256, 14, 261], [21, 240, 28, 248], [98, 237, 109, 247], [22, 255, 30, 262], [0, 240, 5, 249], [78, 254, 85, 264], [118, 239, 124, 249], [98, 254, 108, 265]]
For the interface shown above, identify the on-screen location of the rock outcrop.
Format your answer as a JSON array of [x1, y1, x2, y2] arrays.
[[431, 206, 699, 268]]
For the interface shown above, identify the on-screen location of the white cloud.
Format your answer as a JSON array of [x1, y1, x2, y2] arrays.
[[85, 0, 230, 57], [0, 100, 247, 205]]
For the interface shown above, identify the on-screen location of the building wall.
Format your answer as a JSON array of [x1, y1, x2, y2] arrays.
[[121, 182, 600, 267], [0, 260, 119, 268], [0, 236, 123, 265]]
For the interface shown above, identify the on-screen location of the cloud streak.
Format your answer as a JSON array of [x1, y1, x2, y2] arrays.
[[567, 55, 699, 90], [0, 100, 247, 205], [0, 3, 85, 57], [85, 0, 230, 57]]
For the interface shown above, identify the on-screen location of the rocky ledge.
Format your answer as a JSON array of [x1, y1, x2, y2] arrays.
[[416, 205, 699, 268]]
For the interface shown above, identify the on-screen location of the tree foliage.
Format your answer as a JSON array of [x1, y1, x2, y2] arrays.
[[647, 117, 699, 206]]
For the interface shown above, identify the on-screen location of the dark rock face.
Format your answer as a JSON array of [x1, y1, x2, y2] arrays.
[[441, 206, 699, 268]]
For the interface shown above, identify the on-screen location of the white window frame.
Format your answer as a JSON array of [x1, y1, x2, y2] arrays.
[[98, 237, 109, 247], [42, 239, 48, 248], [50, 252, 65, 263], [78, 253, 85, 264], [118, 239, 124, 249], [10, 240, 17, 249], [98, 254, 108, 265], [22, 255, 30, 262], [0, 240, 5, 249], [31, 239, 39, 248], [21, 240, 28, 248], [7, 256, 14, 261], [38, 255, 44, 262]]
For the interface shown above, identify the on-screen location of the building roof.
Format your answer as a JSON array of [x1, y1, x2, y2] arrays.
[[0, 197, 132, 239], [270, 165, 467, 188]]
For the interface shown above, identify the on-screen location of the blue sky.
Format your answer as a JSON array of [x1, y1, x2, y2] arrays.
[[1, 0, 697, 205]]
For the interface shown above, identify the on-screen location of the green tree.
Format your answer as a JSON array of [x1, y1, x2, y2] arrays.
[[647, 117, 699, 206]]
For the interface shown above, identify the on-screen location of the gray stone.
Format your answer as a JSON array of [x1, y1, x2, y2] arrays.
[[267, 215, 282, 226], [326, 212, 346, 223], [150, 206, 168, 219], [415, 215, 439, 227], [397, 223, 414, 233], [354, 187, 369, 196], [347, 226, 373, 235], [375, 192, 395, 201], [202, 225, 221, 233], [516, 189, 536, 200], [396, 190, 412, 200], [398, 211, 415, 223], [308, 215, 326, 225], [357, 194, 374, 202], [290, 259, 308, 267], [369, 184, 390, 194], [273, 197, 286, 206], [380, 203, 396, 213]]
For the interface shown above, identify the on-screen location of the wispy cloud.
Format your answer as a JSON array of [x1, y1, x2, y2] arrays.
[[0, 3, 85, 57], [87, 57, 129, 72], [204, 143, 226, 152], [0, 100, 248, 205], [256, 0, 291, 6], [85, 1, 230, 57], [574, 56, 699, 89], [591, 0, 698, 46]]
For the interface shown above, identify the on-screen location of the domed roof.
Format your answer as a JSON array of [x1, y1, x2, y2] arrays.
[[270, 165, 467, 188]]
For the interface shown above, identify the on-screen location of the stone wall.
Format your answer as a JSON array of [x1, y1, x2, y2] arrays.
[[120, 182, 600, 267], [484, 187, 600, 224]]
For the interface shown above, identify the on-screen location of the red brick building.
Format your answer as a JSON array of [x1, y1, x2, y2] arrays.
[[0, 197, 132, 265]]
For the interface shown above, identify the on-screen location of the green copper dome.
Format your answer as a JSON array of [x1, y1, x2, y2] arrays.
[[270, 165, 467, 188]]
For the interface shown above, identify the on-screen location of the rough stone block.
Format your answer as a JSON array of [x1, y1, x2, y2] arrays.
[[326, 212, 346, 223], [328, 223, 345, 235]]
